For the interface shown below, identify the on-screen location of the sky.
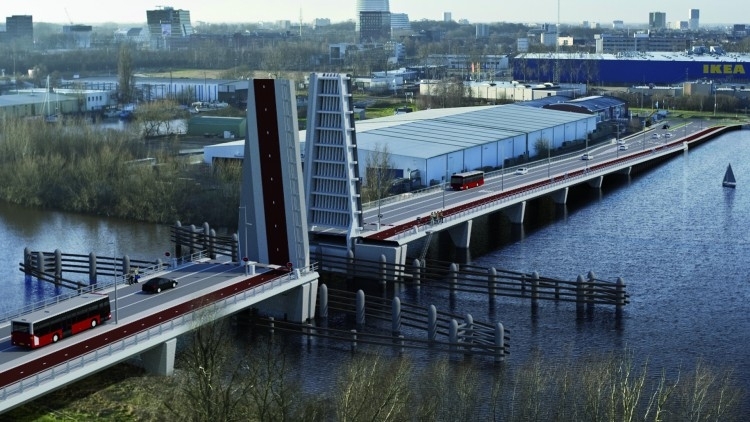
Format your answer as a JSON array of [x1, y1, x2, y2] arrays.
[[2, 0, 747, 26]]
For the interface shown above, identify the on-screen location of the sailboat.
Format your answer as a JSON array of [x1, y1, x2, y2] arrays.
[[723, 163, 736, 188]]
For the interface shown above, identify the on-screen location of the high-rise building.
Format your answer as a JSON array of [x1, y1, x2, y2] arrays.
[[689, 9, 700, 30], [355, 0, 389, 31], [146, 6, 193, 50], [649, 12, 667, 30], [443, 12, 452, 22], [5, 15, 33, 44], [359, 11, 391, 43]]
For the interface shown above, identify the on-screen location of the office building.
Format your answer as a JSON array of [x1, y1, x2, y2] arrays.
[[359, 11, 391, 43], [5, 15, 33, 44], [355, 0, 389, 31], [443, 12, 452, 22], [146, 6, 193, 50], [649, 12, 667, 30], [689, 9, 700, 30]]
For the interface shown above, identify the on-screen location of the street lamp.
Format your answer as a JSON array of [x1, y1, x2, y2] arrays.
[[442, 156, 449, 209], [110, 242, 118, 324]]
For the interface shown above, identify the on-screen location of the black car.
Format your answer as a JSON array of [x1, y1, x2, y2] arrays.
[[662, 124, 670, 129], [141, 277, 178, 293]]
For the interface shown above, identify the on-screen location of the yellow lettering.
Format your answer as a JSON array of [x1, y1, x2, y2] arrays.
[[723, 65, 733, 73], [710, 64, 721, 73], [734, 65, 745, 74], [703, 64, 709, 73]]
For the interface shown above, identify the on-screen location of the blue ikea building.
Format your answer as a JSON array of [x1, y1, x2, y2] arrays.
[[512, 52, 750, 85]]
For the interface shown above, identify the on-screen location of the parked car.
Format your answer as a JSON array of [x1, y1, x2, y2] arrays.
[[618, 144, 629, 151], [142, 277, 178, 293], [581, 153, 594, 160], [514, 167, 529, 175]]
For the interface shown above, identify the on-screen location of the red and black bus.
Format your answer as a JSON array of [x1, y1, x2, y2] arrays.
[[450, 170, 485, 190], [11, 293, 111, 349]]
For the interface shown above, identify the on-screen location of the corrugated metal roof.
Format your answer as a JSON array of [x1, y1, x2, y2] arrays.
[[354, 104, 589, 159]]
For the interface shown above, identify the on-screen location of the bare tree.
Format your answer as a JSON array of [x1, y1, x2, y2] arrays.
[[362, 143, 395, 204]]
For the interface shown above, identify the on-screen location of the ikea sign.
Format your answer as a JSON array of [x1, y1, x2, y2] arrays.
[[702, 64, 746, 75]]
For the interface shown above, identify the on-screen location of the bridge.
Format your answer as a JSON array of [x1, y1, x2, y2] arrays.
[[0, 72, 742, 413], [0, 78, 320, 414], [308, 122, 738, 271], [0, 260, 318, 412]]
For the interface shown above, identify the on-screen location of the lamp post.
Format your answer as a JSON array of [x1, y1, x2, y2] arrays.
[[111, 243, 118, 324], [442, 156, 449, 209], [501, 145, 505, 191], [377, 169, 383, 230]]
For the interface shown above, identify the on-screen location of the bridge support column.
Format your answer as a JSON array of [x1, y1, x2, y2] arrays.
[[447, 220, 472, 249], [255, 277, 320, 323], [501, 201, 526, 224], [617, 166, 632, 176], [141, 338, 176, 376], [587, 176, 604, 189], [550, 187, 569, 205]]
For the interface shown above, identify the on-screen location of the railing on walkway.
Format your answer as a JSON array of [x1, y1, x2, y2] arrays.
[[366, 125, 737, 242], [2, 250, 211, 324], [0, 263, 317, 405]]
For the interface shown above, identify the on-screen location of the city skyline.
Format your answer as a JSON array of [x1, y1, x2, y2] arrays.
[[1, 0, 747, 26]]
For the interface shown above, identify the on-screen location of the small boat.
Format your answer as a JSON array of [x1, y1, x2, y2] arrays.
[[723, 163, 736, 188]]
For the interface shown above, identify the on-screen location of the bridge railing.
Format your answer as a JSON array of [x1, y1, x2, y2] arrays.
[[0, 262, 318, 404], [380, 133, 712, 242], [1, 250, 210, 324]]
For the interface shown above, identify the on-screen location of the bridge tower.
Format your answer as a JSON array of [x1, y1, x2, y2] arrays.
[[303, 73, 364, 250], [240, 79, 309, 270]]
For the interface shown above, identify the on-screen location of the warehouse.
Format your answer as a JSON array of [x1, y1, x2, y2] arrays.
[[512, 51, 750, 85], [353, 104, 597, 187]]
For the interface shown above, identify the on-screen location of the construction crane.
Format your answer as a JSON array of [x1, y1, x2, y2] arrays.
[[64, 8, 74, 25]]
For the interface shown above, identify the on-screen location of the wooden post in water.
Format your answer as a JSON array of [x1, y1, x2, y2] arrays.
[[54, 249, 63, 285], [494, 322, 505, 364], [531, 271, 539, 310], [586, 271, 596, 311], [616, 277, 625, 319], [488, 267, 497, 302], [464, 313, 474, 356], [449, 319, 458, 355], [392, 296, 401, 335], [356, 289, 365, 329], [576, 274, 585, 317], [412, 258, 421, 287], [318, 284, 328, 320], [350, 329, 358, 353], [428, 305, 437, 342], [89, 252, 97, 285], [449, 263, 459, 296], [379, 254, 387, 288]]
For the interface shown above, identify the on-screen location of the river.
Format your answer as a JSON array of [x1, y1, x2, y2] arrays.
[[0, 129, 748, 414]]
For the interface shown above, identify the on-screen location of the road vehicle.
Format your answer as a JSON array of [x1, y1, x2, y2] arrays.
[[581, 153, 594, 160], [11, 294, 111, 349], [514, 167, 529, 175], [142, 277, 178, 293], [618, 144, 629, 151], [450, 170, 485, 190]]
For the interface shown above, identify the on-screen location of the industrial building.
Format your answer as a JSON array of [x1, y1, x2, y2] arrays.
[[512, 51, 750, 85]]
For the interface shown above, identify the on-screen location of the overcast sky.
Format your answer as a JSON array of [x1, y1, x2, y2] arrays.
[[2, 0, 745, 26]]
